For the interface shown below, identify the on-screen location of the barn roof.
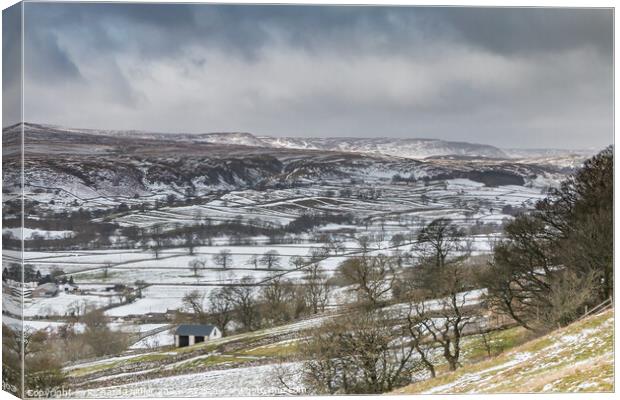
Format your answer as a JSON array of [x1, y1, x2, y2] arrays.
[[175, 324, 217, 336]]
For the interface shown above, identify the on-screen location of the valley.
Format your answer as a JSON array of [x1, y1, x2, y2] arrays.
[[1, 123, 606, 396]]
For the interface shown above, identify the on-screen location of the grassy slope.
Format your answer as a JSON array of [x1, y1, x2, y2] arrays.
[[394, 309, 614, 394], [64, 318, 306, 389]]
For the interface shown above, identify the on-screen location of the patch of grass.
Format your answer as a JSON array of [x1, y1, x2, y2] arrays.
[[174, 355, 250, 370], [237, 341, 299, 358], [125, 353, 170, 364], [173, 342, 219, 354], [543, 358, 614, 392], [67, 353, 171, 378], [461, 326, 531, 361], [66, 361, 120, 378]]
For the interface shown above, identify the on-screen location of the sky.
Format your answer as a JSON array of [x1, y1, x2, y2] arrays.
[[4, 3, 614, 149]]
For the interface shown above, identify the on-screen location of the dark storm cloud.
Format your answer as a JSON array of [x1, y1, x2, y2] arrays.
[[25, 29, 83, 82], [420, 8, 613, 56], [19, 3, 613, 149]]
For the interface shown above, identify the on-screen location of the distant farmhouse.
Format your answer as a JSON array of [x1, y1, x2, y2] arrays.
[[174, 324, 222, 347], [62, 282, 79, 293]]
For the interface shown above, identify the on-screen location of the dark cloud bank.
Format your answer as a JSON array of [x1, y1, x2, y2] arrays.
[[14, 3, 613, 149]]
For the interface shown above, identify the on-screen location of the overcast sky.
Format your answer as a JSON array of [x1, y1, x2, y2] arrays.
[[8, 3, 615, 149]]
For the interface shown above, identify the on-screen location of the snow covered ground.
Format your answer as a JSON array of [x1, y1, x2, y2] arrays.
[[8, 178, 548, 337], [74, 362, 305, 397], [395, 309, 614, 394], [23, 292, 119, 317]]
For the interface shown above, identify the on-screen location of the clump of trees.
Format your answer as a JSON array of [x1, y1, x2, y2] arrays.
[[180, 262, 332, 334], [2, 307, 133, 396], [300, 310, 421, 394], [3, 325, 66, 397], [286, 212, 355, 234], [480, 147, 613, 331], [81, 309, 131, 357], [298, 218, 480, 393]]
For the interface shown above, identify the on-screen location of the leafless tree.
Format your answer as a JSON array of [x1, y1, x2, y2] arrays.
[[229, 276, 259, 331], [474, 320, 493, 357], [406, 269, 474, 372], [188, 257, 206, 277], [213, 249, 232, 269], [260, 250, 281, 269], [182, 290, 209, 324], [289, 255, 305, 270], [338, 254, 396, 308], [300, 310, 421, 394], [260, 275, 297, 323], [208, 287, 235, 335], [303, 263, 330, 314], [184, 231, 199, 255], [402, 302, 437, 378], [247, 254, 260, 269], [150, 223, 166, 259], [415, 218, 466, 270], [102, 262, 111, 280]]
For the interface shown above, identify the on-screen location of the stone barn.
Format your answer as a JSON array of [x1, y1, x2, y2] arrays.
[[174, 324, 221, 347]]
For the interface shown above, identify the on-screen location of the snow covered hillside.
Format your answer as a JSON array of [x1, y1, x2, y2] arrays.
[[2, 123, 576, 207], [258, 136, 508, 159], [394, 308, 614, 394]]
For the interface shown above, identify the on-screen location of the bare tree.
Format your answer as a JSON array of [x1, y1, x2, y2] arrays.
[[208, 287, 235, 336], [229, 276, 259, 331], [481, 212, 602, 331], [303, 263, 330, 314], [260, 250, 281, 269], [182, 290, 209, 324], [134, 280, 147, 298], [150, 224, 166, 259], [260, 275, 296, 323], [213, 249, 232, 269], [247, 254, 260, 269], [289, 255, 305, 270], [356, 235, 374, 253], [474, 320, 493, 358], [415, 218, 465, 270], [115, 287, 133, 304], [406, 267, 474, 372], [102, 262, 111, 280], [308, 247, 329, 264], [184, 231, 199, 255], [188, 257, 206, 277], [300, 310, 420, 394], [338, 254, 396, 308], [403, 308, 437, 378]]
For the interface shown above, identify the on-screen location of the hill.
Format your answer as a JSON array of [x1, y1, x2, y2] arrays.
[[3, 123, 570, 208], [393, 308, 614, 394], [258, 136, 508, 159]]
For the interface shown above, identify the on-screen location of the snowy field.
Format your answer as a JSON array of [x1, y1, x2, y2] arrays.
[[74, 362, 305, 398], [6, 178, 548, 335]]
